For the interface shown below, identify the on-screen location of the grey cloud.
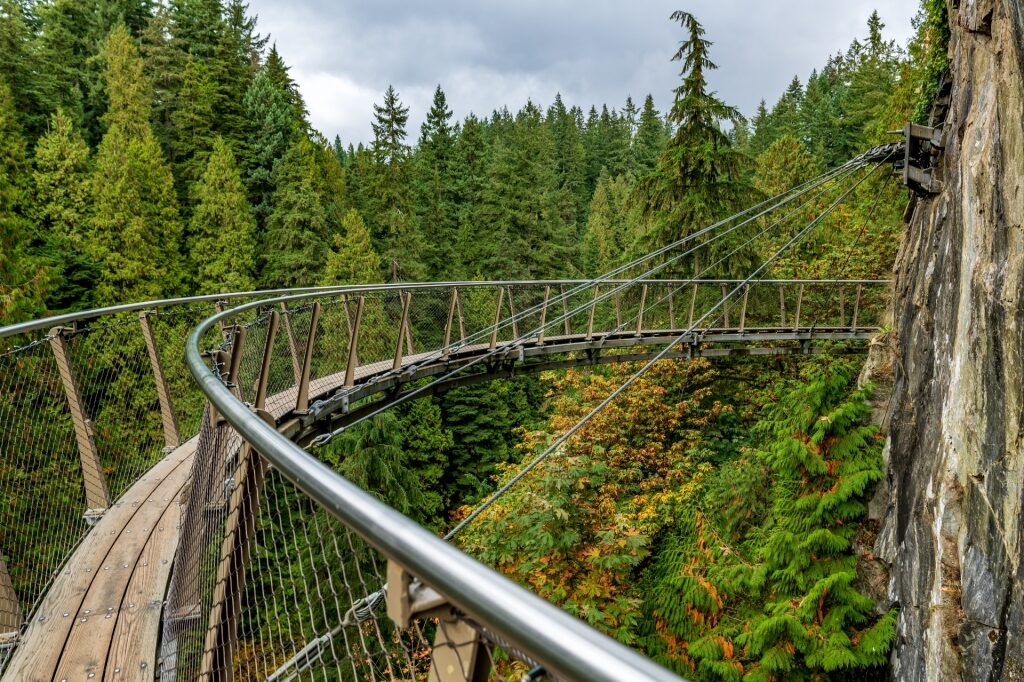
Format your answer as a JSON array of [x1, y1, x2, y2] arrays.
[[247, 0, 918, 146]]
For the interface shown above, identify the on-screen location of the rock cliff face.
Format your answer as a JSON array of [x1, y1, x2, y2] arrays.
[[878, 0, 1024, 679]]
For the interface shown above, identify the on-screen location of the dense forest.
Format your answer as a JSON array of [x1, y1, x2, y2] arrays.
[[0, 0, 950, 678]]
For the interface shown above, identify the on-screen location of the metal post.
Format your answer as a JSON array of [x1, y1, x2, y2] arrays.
[[139, 312, 180, 450], [794, 284, 804, 330], [506, 287, 519, 339], [838, 286, 846, 327], [344, 297, 365, 388], [280, 303, 302, 386], [668, 287, 676, 329], [739, 285, 749, 332], [614, 293, 622, 329], [852, 284, 862, 329], [489, 288, 504, 350], [442, 288, 458, 358], [537, 286, 551, 345], [586, 287, 598, 341], [560, 285, 572, 335], [720, 285, 729, 328], [429, 617, 490, 682], [295, 302, 321, 413], [393, 292, 412, 371], [779, 286, 787, 327], [688, 284, 697, 327], [49, 327, 110, 515], [0, 554, 21, 641], [255, 312, 280, 410], [635, 284, 648, 336]]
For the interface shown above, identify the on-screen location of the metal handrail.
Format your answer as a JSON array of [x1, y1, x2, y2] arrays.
[[185, 288, 688, 682], [0, 278, 889, 339]]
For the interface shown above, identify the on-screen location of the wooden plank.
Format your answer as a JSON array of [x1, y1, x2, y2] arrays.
[[102, 494, 181, 680], [52, 454, 192, 681], [2, 441, 195, 681]]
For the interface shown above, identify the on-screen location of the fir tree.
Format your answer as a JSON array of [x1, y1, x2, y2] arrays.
[[258, 137, 327, 288], [32, 109, 95, 311], [188, 137, 256, 292], [243, 67, 294, 225], [635, 11, 753, 277], [547, 94, 588, 232], [415, 84, 457, 277], [631, 94, 666, 175], [88, 25, 183, 305], [0, 76, 46, 322], [322, 208, 381, 285], [170, 57, 217, 205], [263, 44, 307, 125]]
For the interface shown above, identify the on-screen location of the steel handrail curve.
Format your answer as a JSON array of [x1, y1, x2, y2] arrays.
[[186, 284, 689, 682]]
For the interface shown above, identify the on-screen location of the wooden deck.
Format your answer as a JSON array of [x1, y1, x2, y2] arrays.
[[2, 440, 195, 682]]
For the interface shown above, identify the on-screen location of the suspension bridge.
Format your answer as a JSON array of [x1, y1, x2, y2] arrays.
[[0, 145, 904, 681]]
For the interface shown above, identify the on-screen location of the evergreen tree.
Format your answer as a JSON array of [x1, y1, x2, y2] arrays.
[[263, 44, 307, 125], [170, 57, 217, 205], [368, 85, 424, 280], [415, 84, 457, 277], [243, 67, 294, 225], [0, 0, 50, 139], [473, 101, 574, 279], [547, 94, 588, 231], [635, 11, 753, 277], [32, 109, 95, 311], [631, 94, 666, 175], [322, 208, 381, 285], [581, 172, 633, 274], [88, 25, 183, 305], [450, 113, 490, 278], [188, 136, 256, 292], [258, 137, 327, 288], [0, 76, 46, 322]]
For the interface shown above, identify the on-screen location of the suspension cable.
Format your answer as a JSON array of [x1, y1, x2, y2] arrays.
[[308, 161, 866, 448], [443, 162, 884, 541]]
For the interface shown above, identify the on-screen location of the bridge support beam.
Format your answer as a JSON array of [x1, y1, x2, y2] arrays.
[[0, 553, 21, 647], [49, 326, 110, 517], [345, 297, 364, 388], [393, 292, 413, 371], [537, 286, 551, 344], [139, 311, 180, 450], [295, 302, 321, 413], [386, 561, 490, 682]]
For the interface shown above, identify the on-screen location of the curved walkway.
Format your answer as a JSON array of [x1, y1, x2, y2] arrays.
[[1, 324, 873, 681]]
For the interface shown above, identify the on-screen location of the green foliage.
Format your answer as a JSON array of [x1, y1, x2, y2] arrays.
[[634, 11, 754, 277], [31, 109, 96, 311], [322, 208, 381, 285], [188, 136, 256, 292], [88, 25, 183, 306], [258, 137, 327, 288], [243, 66, 295, 225]]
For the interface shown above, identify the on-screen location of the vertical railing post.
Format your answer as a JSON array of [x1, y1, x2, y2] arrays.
[[489, 288, 504, 350], [586, 286, 598, 340], [49, 327, 110, 516], [295, 302, 321, 413], [442, 288, 458, 358], [688, 284, 698, 327], [779, 285, 787, 327], [139, 311, 180, 450], [720, 285, 730, 328], [614, 292, 622, 329], [537, 286, 551, 345], [280, 303, 302, 385], [838, 286, 846, 328], [851, 283, 863, 329], [668, 286, 676, 329], [393, 292, 412, 371], [560, 284, 572, 336], [739, 285, 749, 332], [794, 283, 804, 330], [344, 297, 365, 388], [505, 287, 519, 339], [0, 554, 21, 643], [635, 284, 648, 336]]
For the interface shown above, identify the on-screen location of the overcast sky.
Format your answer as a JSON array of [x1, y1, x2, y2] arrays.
[[245, 1, 918, 147]]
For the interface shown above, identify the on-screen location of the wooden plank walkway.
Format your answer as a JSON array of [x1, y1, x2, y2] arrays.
[[2, 440, 195, 682]]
